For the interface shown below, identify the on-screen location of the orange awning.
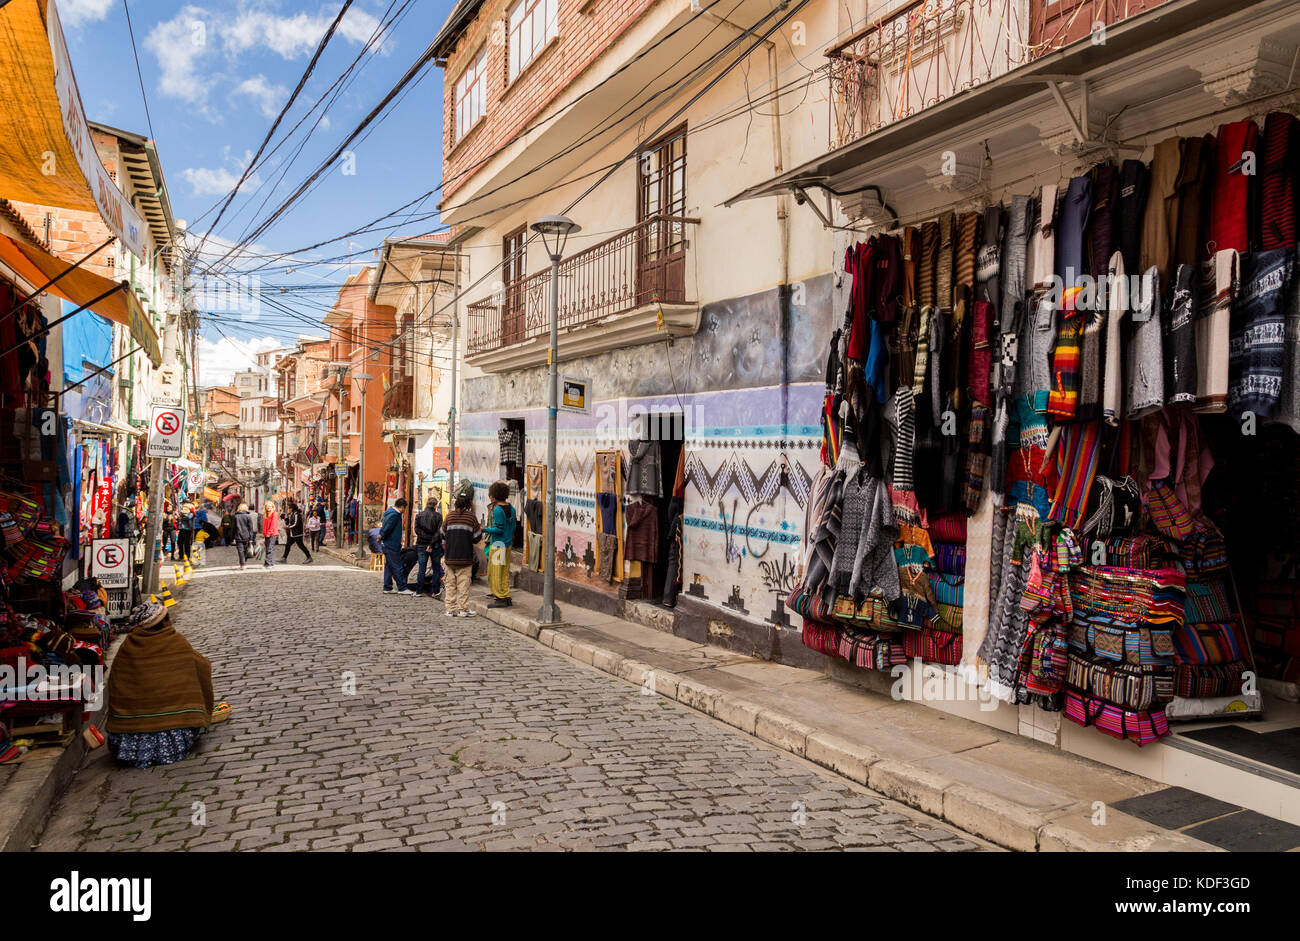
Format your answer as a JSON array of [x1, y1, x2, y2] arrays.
[[0, 233, 161, 365], [0, 0, 147, 257]]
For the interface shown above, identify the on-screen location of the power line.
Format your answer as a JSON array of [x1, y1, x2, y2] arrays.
[[197, 0, 357, 258], [121, 0, 156, 141]]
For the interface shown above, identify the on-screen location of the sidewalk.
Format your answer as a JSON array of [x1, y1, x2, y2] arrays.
[[464, 582, 1223, 852]]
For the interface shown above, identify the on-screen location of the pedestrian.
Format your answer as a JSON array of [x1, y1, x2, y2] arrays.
[[234, 503, 257, 570], [280, 499, 314, 564], [484, 480, 517, 608], [442, 488, 482, 617], [413, 497, 444, 598], [380, 498, 415, 596], [262, 500, 280, 568], [221, 509, 235, 547], [177, 502, 195, 562], [306, 504, 323, 552], [162, 505, 177, 559]]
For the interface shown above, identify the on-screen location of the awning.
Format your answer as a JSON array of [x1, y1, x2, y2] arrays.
[[0, 0, 146, 258], [70, 417, 144, 438], [0, 234, 161, 365], [723, 0, 1250, 207]]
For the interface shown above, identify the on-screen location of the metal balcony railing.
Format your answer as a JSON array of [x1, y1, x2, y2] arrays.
[[826, 0, 1172, 150], [467, 214, 698, 356], [382, 376, 414, 421]]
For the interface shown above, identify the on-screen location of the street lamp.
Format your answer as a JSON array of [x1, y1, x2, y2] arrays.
[[530, 215, 580, 624], [353, 372, 375, 560]]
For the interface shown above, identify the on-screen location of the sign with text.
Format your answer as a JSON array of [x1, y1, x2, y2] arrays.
[[148, 405, 185, 458], [91, 538, 130, 588], [560, 376, 590, 414]]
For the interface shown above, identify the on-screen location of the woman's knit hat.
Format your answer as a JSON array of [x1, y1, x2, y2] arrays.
[[127, 602, 167, 631]]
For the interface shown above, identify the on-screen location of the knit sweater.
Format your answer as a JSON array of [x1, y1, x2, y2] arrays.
[[830, 469, 900, 604], [443, 509, 482, 567]]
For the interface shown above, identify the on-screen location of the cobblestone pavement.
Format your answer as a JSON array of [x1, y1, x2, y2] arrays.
[[37, 548, 986, 852]]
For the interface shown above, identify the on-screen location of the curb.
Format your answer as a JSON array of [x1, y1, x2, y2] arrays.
[[468, 597, 1220, 853]]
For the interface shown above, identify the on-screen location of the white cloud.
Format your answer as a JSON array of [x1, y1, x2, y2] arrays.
[[180, 164, 261, 197], [198, 334, 281, 386], [60, 0, 114, 27], [146, 2, 393, 114], [235, 75, 289, 119], [144, 5, 216, 109]]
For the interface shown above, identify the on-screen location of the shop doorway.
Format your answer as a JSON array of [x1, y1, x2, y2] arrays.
[[648, 411, 684, 603]]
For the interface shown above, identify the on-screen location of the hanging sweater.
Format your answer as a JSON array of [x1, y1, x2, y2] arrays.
[[830, 469, 900, 604]]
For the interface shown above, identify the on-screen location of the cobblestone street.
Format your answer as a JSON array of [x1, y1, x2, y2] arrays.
[[37, 548, 984, 852]]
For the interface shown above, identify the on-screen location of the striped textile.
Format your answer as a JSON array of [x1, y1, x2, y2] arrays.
[[1172, 620, 1249, 665], [1208, 119, 1260, 256], [1174, 661, 1247, 699], [1260, 111, 1299, 250], [936, 602, 964, 634], [1047, 291, 1084, 419], [801, 621, 843, 658], [1048, 421, 1101, 530], [1069, 566, 1186, 629], [1067, 651, 1174, 711], [937, 212, 955, 309], [928, 513, 967, 543], [912, 306, 933, 399], [932, 543, 966, 576], [955, 211, 980, 290], [929, 571, 964, 608], [838, 627, 907, 672], [903, 628, 962, 665], [888, 387, 916, 490], [918, 222, 939, 308], [1195, 249, 1236, 413], [961, 403, 991, 515], [1063, 689, 1170, 746]]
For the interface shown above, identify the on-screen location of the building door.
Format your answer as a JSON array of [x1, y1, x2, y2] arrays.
[[502, 226, 527, 346], [636, 126, 687, 306]]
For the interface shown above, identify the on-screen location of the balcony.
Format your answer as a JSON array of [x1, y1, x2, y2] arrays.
[[466, 215, 700, 372], [826, 0, 1173, 150], [382, 375, 414, 422]]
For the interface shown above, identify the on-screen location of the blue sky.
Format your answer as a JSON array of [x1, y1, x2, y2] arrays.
[[59, 0, 454, 383]]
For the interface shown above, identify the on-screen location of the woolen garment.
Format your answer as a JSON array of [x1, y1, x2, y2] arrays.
[[937, 212, 955, 309], [1077, 302, 1106, 422], [1028, 184, 1057, 290], [525, 531, 544, 572], [1165, 264, 1199, 405], [1127, 266, 1166, 418], [1117, 158, 1150, 277], [1174, 134, 1215, 266], [596, 492, 618, 534], [901, 226, 919, 309], [442, 508, 482, 567], [1107, 249, 1128, 426], [1196, 248, 1237, 413], [845, 238, 875, 359], [1090, 162, 1118, 279], [1260, 112, 1300, 250], [106, 622, 213, 734], [830, 469, 899, 603], [1228, 247, 1293, 419], [1056, 175, 1093, 287], [1208, 120, 1261, 256], [1140, 136, 1183, 291], [918, 221, 940, 308], [1272, 254, 1300, 432], [498, 428, 523, 465], [976, 204, 1003, 308], [1019, 293, 1057, 413], [597, 533, 619, 582], [523, 498, 544, 534], [883, 386, 916, 490], [871, 233, 902, 323], [662, 498, 684, 606], [969, 299, 994, 407], [997, 195, 1032, 397], [625, 440, 663, 497], [624, 501, 659, 563]]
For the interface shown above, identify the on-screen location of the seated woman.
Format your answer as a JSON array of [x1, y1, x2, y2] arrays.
[[106, 603, 227, 769]]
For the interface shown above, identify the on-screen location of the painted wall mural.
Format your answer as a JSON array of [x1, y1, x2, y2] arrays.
[[459, 276, 832, 625]]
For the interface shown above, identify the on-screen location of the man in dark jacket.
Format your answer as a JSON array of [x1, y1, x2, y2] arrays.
[[280, 499, 314, 564], [233, 503, 258, 571], [380, 499, 414, 595], [413, 497, 444, 598]]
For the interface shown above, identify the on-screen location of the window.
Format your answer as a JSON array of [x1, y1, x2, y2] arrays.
[[454, 46, 488, 142], [502, 225, 527, 345], [507, 0, 558, 84], [636, 125, 688, 305]]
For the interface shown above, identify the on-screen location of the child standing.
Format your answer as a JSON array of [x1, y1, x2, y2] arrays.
[[484, 481, 517, 608], [442, 489, 482, 617]]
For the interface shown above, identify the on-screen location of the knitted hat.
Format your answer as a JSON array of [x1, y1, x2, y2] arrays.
[[127, 602, 167, 631]]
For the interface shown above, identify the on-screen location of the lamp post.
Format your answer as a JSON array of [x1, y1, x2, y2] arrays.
[[530, 215, 580, 624], [353, 372, 375, 559]]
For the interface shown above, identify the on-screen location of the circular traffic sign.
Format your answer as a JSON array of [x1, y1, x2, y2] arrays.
[[154, 411, 179, 436], [95, 543, 125, 569]]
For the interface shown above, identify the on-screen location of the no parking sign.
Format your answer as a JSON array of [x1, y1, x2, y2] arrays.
[[91, 538, 130, 588], [148, 404, 185, 458]]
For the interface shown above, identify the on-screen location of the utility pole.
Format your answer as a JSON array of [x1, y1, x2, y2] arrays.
[[449, 252, 460, 492], [143, 314, 180, 597], [334, 368, 347, 548], [353, 373, 374, 559]]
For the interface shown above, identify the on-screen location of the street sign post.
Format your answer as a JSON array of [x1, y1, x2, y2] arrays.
[[148, 404, 185, 459], [90, 538, 130, 588]]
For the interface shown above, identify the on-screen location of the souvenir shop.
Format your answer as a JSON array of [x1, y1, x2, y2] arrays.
[[0, 269, 109, 763], [786, 96, 1300, 799]]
